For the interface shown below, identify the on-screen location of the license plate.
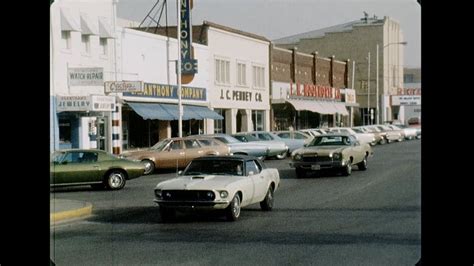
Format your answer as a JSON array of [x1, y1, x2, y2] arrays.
[[311, 165, 321, 170]]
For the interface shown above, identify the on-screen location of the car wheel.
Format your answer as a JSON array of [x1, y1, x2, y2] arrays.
[[379, 138, 386, 145], [295, 168, 306, 178], [225, 193, 241, 221], [260, 186, 274, 211], [276, 151, 287, 160], [142, 159, 155, 175], [342, 160, 352, 176], [105, 170, 126, 190], [358, 155, 368, 170], [159, 206, 176, 222]]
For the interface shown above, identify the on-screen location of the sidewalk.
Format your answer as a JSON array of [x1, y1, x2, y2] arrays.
[[50, 198, 92, 225]]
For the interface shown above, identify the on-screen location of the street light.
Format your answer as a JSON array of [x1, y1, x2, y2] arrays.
[[376, 41, 407, 124]]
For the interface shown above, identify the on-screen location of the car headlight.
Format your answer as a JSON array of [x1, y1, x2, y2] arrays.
[[219, 190, 228, 198], [294, 154, 302, 161], [333, 153, 341, 160], [154, 189, 162, 198]]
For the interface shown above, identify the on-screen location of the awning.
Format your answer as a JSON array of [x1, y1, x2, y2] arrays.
[[98, 17, 114, 38], [127, 102, 223, 120], [80, 13, 99, 35], [332, 102, 349, 116], [60, 8, 80, 31], [286, 99, 336, 115]]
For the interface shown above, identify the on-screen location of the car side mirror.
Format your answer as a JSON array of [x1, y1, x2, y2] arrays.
[[178, 170, 183, 175]]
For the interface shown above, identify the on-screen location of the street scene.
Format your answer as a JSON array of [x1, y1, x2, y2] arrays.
[[50, 0, 421, 265]]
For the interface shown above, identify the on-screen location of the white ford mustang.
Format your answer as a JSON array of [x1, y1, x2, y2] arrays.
[[154, 155, 280, 221]]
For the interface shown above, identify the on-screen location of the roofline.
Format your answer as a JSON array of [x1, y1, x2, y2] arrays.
[[203, 20, 270, 43]]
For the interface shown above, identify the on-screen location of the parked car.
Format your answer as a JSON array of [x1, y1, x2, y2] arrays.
[[375, 125, 404, 142], [121, 136, 230, 174], [352, 126, 385, 145], [197, 134, 270, 159], [273, 130, 314, 145], [50, 149, 145, 190], [231, 132, 289, 159], [327, 127, 377, 146], [247, 131, 304, 155], [290, 133, 373, 178], [391, 124, 418, 140], [153, 155, 280, 221]]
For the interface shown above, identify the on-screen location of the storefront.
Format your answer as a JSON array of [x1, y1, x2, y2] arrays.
[[271, 82, 348, 130], [55, 95, 116, 151], [120, 82, 222, 150], [391, 87, 421, 125]]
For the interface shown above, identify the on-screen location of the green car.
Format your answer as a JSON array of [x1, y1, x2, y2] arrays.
[[51, 149, 145, 190]]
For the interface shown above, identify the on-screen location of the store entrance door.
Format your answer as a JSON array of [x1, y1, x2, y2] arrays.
[[97, 117, 108, 151]]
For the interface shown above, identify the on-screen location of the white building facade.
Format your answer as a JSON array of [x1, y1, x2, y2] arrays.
[[203, 21, 271, 134], [116, 28, 217, 151], [50, 0, 118, 153]]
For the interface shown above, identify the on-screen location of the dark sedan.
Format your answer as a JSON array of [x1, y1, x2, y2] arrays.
[[51, 149, 145, 190]]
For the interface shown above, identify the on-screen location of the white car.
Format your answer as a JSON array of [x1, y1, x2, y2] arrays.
[[153, 155, 280, 222], [328, 127, 377, 146]]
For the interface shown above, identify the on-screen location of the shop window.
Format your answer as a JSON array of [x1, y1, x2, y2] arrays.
[[252, 110, 264, 131], [214, 109, 225, 134], [59, 118, 72, 148]]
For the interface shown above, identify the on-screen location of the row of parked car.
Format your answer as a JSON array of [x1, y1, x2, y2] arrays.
[[50, 124, 419, 221]]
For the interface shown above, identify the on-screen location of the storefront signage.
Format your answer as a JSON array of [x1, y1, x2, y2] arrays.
[[396, 87, 421, 95], [104, 81, 143, 93], [68, 67, 104, 86], [123, 83, 206, 101], [392, 95, 421, 106], [57, 95, 115, 112], [271, 81, 342, 101], [57, 95, 91, 111], [219, 89, 263, 102], [180, 0, 198, 74], [91, 95, 116, 111], [341, 88, 356, 104]]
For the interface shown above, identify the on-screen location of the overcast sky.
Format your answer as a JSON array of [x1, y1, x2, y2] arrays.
[[117, 0, 421, 68]]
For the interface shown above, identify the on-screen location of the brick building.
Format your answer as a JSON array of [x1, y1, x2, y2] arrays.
[[274, 14, 405, 125], [270, 45, 355, 130]]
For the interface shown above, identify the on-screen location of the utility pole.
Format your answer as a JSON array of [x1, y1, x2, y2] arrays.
[[376, 43, 379, 124], [176, 0, 182, 137], [367, 51, 370, 125]]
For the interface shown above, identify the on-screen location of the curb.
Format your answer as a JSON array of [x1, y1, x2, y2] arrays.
[[50, 201, 93, 225]]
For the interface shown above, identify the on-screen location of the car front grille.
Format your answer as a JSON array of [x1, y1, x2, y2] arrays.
[[302, 155, 333, 163], [161, 190, 215, 201]]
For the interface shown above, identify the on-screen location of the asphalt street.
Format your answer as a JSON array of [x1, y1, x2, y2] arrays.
[[50, 139, 421, 265]]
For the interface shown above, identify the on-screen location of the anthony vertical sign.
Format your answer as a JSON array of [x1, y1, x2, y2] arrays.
[[180, 0, 197, 83]]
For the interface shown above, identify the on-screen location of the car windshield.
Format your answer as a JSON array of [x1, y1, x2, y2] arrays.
[[234, 134, 260, 142], [51, 151, 66, 163], [150, 139, 171, 150], [183, 159, 244, 176], [309, 136, 351, 146]]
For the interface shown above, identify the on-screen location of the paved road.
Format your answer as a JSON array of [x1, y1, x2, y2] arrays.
[[50, 140, 421, 265]]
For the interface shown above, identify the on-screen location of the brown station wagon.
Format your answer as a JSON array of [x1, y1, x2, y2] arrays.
[[121, 137, 231, 174]]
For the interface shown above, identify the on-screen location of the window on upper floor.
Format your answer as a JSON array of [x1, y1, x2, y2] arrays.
[[81, 34, 90, 55], [99, 37, 108, 56], [61, 31, 71, 50], [215, 58, 230, 85], [252, 65, 265, 88], [237, 62, 247, 86]]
